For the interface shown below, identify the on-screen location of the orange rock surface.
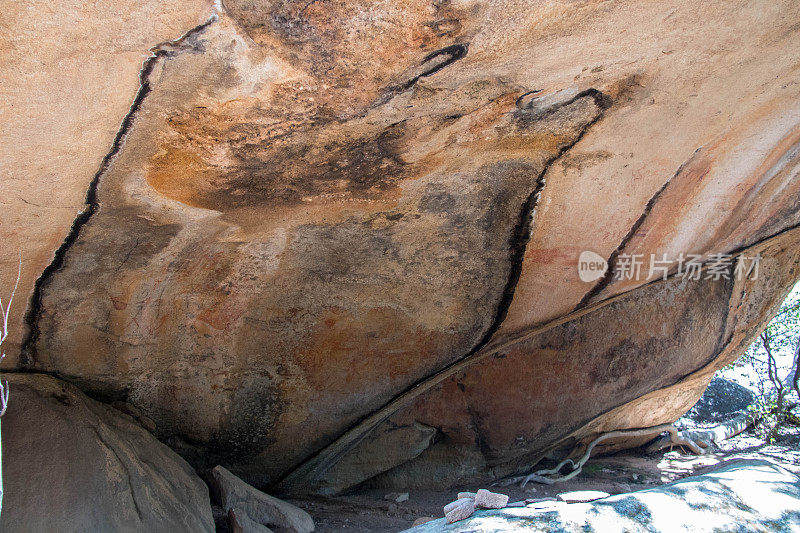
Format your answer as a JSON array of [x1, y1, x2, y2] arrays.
[[3, 0, 799, 492]]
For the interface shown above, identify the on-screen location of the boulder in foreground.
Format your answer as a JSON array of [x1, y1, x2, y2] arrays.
[[210, 465, 314, 533], [0, 373, 215, 532]]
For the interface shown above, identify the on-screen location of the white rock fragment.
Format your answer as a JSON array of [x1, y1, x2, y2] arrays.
[[525, 497, 556, 505], [457, 491, 476, 500], [445, 498, 475, 524], [557, 490, 610, 503], [443, 497, 473, 514], [384, 492, 409, 503], [474, 489, 509, 509]]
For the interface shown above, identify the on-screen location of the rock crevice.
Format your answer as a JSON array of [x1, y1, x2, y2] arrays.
[[20, 14, 220, 367]]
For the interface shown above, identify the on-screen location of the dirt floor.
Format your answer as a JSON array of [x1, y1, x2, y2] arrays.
[[286, 428, 800, 532]]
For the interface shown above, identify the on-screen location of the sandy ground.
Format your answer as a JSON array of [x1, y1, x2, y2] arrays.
[[285, 428, 800, 532]]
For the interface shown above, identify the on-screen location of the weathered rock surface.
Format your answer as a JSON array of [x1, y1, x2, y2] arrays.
[[319, 227, 800, 491], [310, 422, 437, 495], [4, 0, 800, 494], [0, 373, 215, 532], [444, 497, 474, 515], [210, 465, 315, 533], [404, 459, 800, 532], [229, 505, 275, 533], [444, 498, 475, 524], [473, 489, 508, 509], [0, 0, 214, 362]]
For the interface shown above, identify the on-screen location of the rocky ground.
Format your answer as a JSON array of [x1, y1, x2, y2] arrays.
[[287, 428, 800, 532]]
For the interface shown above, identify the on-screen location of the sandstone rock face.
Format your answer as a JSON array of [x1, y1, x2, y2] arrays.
[[0, 0, 214, 362], [0, 374, 215, 532], [357, 227, 800, 490], [5, 0, 800, 494], [314, 422, 438, 495]]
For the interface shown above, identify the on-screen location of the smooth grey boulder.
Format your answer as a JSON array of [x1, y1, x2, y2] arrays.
[[404, 459, 800, 532], [230, 504, 274, 533], [210, 465, 314, 533], [0, 373, 215, 532]]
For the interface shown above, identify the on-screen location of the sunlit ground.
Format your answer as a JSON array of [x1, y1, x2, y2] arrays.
[[655, 426, 800, 482], [411, 457, 800, 532], [720, 281, 800, 392]]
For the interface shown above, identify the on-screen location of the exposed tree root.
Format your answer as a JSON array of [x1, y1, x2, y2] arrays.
[[646, 413, 750, 454], [501, 424, 707, 487]]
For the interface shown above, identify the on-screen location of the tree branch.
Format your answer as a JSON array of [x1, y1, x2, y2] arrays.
[[793, 332, 800, 400]]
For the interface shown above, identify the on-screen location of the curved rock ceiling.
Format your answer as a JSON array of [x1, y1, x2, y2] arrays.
[[3, 0, 800, 493]]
